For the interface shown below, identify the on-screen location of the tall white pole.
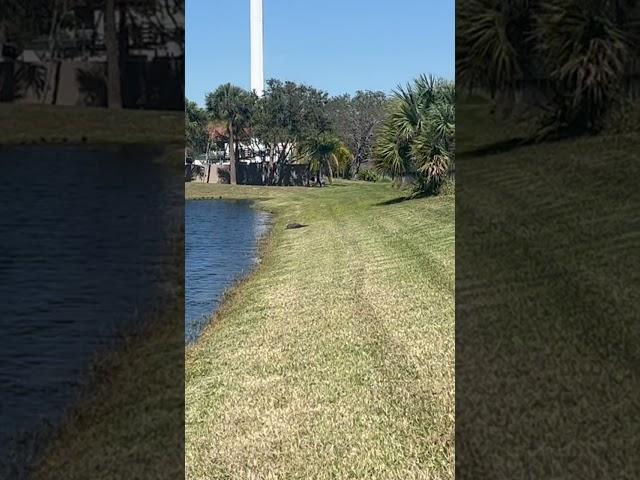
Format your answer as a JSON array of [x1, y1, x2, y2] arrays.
[[250, 0, 264, 97]]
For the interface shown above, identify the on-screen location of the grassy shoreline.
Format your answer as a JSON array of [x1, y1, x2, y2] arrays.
[[185, 181, 455, 479], [32, 301, 185, 480], [0, 104, 183, 145], [185, 197, 276, 353], [19, 156, 186, 480]]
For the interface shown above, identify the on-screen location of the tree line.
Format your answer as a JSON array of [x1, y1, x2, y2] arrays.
[[186, 75, 455, 196]]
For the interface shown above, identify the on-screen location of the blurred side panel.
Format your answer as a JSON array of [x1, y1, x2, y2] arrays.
[[456, 0, 640, 478], [0, 1, 185, 479]]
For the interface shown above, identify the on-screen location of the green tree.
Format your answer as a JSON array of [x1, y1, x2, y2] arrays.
[[375, 75, 455, 196], [185, 99, 208, 157], [0, 0, 68, 102], [334, 142, 354, 179], [252, 79, 331, 185], [327, 91, 387, 176], [205, 84, 255, 184], [300, 133, 341, 186]]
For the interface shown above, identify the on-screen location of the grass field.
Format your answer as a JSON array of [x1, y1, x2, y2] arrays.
[[185, 181, 455, 479], [456, 100, 640, 477]]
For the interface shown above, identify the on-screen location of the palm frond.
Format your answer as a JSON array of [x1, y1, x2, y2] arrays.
[[375, 75, 454, 194]]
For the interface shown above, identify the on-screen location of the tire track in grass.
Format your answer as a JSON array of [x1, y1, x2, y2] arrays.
[[186, 183, 455, 479], [457, 137, 640, 478], [331, 197, 454, 479]]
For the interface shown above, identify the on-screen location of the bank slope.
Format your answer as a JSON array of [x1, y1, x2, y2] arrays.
[[185, 181, 455, 480]]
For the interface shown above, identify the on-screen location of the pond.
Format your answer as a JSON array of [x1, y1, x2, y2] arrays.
[[185, 200, 269, 344], [0, 146, 183, 464]]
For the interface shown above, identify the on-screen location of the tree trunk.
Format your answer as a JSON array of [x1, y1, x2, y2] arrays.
[[268, 145, 276, 185], [354, 142, 364, 175], [277, 164, 285, 186], [228, 124, 237, 185], [325, 158, 333, 185], [51, 61, 62, 105], [275, 145, 290, 186], [1, 60, 14, 101], [42, 2, 60, 104], [105, 0, 122, 108], [495, 88, 515, 121]]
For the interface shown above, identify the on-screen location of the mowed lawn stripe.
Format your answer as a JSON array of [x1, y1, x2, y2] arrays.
[[456, 102, 639, 477], [185, 181, 454, 479]]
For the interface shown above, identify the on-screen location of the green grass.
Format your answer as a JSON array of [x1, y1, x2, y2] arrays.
[[185, 181, 455, 479], [456, 101, 640, 477], [0, 104, 183, 145]]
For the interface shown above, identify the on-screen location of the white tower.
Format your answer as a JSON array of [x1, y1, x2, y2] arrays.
[[250, 0, 265, 97]]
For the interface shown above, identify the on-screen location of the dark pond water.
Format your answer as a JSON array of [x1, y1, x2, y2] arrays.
[[0, 146, 183, 465], [185, 200, 269, 344]]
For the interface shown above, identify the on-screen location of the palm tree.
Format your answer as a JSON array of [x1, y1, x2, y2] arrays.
[[206, 84, 254, 185], [374, 75, 455, 195], [456, 0, 530, 100], [457, 0, 639, 136], [186, 99, 208, 156], [532, 0, 638, 136], [300, 133, 341, 186], [334, 143, 354, 179]]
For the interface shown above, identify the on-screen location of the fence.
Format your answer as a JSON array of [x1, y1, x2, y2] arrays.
[[185, 162, 313, 187]]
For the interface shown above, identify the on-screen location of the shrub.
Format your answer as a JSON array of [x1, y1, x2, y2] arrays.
[[357, 169, 380, 182], [217, 166, 230, 184], [605, 101, 640, 135], [374, 75, 455, 196], [440, 178, 456, 196]]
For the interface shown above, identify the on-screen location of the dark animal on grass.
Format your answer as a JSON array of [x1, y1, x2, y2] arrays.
[[286, 222, 307, 230]]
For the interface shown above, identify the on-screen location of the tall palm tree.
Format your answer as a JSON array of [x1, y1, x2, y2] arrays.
[[300, 133, 341, 186], [206, 84, 254, 185], [374, 75, 455, 195]]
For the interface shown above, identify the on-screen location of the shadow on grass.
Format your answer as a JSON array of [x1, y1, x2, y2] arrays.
[[374, 195, 413, 206], [458, 126, 597, 160], [457, 137, 528, 159]]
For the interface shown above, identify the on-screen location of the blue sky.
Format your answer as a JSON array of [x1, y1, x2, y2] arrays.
[[186, 0, 454, 106]]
